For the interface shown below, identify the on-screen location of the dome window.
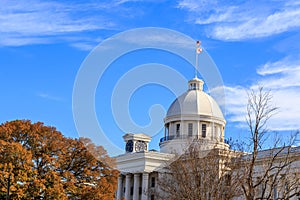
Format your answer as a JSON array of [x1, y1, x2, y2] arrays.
[[189, 82, 198, 90], [202, 124, 207, 138], [176, 124, 180, 137], [188, 78, 204, 91], [188, 123, 193, 137]]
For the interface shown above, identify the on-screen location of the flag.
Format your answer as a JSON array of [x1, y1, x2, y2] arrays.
[[196, 40, 202, 54], [196, 47, 202, 54]]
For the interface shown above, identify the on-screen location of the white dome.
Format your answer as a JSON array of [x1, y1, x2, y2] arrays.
[[160, 78, 228, 154], [167, 90, 224, 119], [165, 78, 225, 124]]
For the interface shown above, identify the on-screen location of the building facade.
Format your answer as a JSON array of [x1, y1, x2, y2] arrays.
[[115, 78, 300, 200]]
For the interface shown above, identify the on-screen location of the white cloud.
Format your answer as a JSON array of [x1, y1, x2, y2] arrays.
[[177, 0, 217, 11], [256, 56, 300, 89], [212, 8, 300, 40], [70, 42, 97, 51], [116, 0, 166, 4], [0, 0, 116, 48], [194, 8, 237, 25], [178, 0, 300, 40], [225, 56, 300, 131], [223, 85, 248, 122], [37, 93, 64, 102], [257, 57, 300, 76], [120, 29, 193, 49]]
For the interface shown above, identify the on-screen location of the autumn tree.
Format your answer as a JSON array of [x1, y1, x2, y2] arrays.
[[233, 87, 300, 200], [0, 120, 118, 199], [0, 140, 33, 199]]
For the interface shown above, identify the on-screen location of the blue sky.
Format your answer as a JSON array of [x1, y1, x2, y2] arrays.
[[1, 0, 300, 155]]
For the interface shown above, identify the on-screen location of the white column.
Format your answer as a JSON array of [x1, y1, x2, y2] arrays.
[[125, 174, 131, 200], [197, 121, 200, 139], [133, 173, 140, 200], [142, 173, 149, 200], [210, 123, 213, 140], [117, 175, 123, 200]]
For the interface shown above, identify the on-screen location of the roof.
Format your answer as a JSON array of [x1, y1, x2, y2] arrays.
[[166, 78, 225, 122]]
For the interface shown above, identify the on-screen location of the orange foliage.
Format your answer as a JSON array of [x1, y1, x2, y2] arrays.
[[0, 120, 118, 199]]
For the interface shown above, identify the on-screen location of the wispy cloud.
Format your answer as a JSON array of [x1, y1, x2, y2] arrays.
[[256, 56, 300, 89], [70, 42, 98, 51], [224, 56, 300, 131], [0, 0, 117, 48], [212, 8, 300, 40], [178, 0, 300, 40], [37, 93, 64, 102], [116, 0, 166, 4], [257, 56, 300, 76], [120, 28, 193, 49]]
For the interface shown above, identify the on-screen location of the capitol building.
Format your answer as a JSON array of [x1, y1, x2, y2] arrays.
[[115, 76, 300, 199]]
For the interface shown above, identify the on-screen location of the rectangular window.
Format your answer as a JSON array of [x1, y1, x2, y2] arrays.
[[151, 177, 155, 187], [176, 124, 180, 137], [202, 124, 206, 138], [151, 195, 155, 200], [139, 187, 142, 195], [166, 125, 169, 137], [188, 123, 193, 137], [130, 186, 133, 195]]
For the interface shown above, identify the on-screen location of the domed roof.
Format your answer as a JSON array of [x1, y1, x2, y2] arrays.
[[166, 78, 225, 122]]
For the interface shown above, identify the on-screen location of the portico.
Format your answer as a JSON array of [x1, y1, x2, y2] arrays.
[[115, 145, 173, 200], [116, 172, 150, 200]]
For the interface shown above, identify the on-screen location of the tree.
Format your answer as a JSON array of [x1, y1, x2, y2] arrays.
[[0, 140, 33, 199], [0, 120, 118, 199], [156, 141, 240, 200], [233, 86, 300, 200]]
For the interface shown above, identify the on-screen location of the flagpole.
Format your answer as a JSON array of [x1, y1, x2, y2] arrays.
[[195, 41, 202, 78], [195, 43, 198, 78]]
